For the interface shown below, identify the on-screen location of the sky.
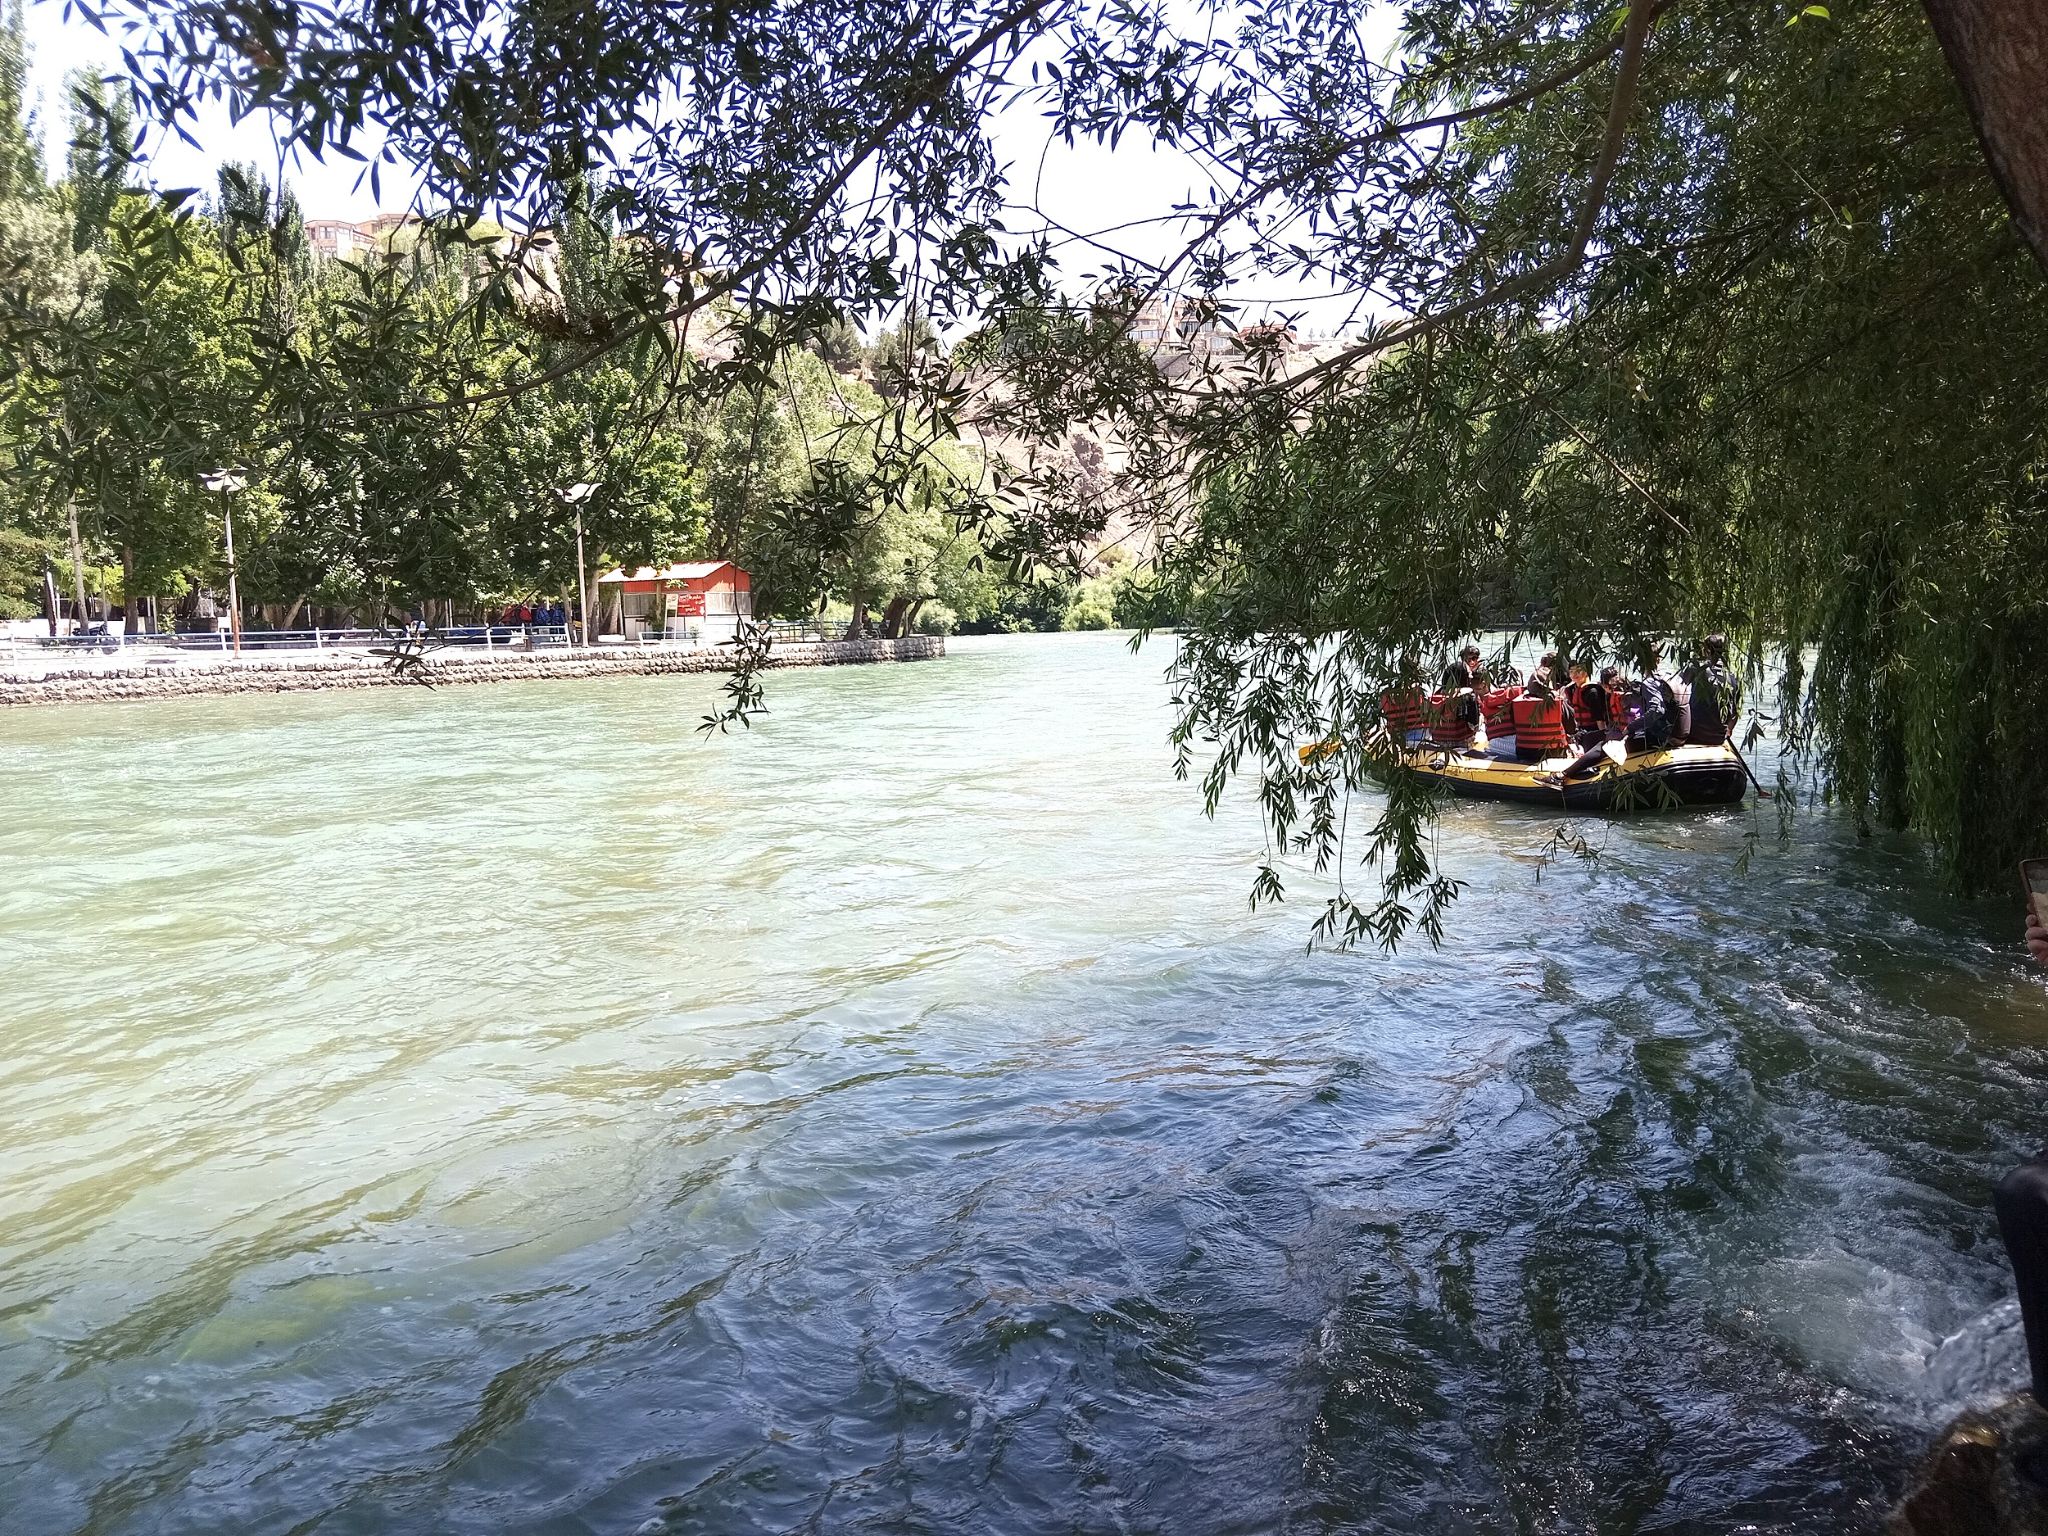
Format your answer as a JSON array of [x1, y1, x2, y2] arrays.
[[20, 0, 1399, 336]]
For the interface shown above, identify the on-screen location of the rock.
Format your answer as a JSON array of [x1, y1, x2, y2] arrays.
[[1890, 1394, 2048, 1536]]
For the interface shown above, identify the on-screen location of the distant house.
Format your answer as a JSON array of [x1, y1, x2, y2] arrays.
[[303, 215, 558, 288], [595, 561, 754, 645], [305, 218, 382, 262]]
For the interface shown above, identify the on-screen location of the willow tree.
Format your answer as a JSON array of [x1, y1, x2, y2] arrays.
[[57, 0, 2048, 934]]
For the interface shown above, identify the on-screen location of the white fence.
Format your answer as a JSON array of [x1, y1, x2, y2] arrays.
[[1, 625, 574, 661]]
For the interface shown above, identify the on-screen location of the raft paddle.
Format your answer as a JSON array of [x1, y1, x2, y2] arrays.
[[1726, 738, 1774, 800]]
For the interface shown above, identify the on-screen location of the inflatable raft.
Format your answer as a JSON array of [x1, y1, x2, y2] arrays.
[[1402, 740, 1749, 812]]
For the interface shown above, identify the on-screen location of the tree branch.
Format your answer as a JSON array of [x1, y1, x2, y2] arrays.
[[1223, 0, 1660, 402], [341, 0, 1057, 422]]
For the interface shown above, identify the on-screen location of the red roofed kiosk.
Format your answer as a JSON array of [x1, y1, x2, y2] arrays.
[[594, 561, 754, 646]]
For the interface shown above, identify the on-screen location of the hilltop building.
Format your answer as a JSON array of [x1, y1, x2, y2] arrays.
[[305, 213, 419, 262]]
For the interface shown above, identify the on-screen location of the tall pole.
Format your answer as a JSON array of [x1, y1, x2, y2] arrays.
[[575, 509, 590, 648], [222, 491, 243, 657]]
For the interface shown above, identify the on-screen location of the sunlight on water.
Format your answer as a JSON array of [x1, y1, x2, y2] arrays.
[[1, 633, 2043, 1535]]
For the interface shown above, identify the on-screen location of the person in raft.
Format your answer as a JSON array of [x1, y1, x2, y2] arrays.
[[1526, 651, 1570, 699], [1646, 647, 1691, 742], [1682, 633, 1743, 747], [1389, 651, 1429, 745], [1564, 661, 1609, 745], [1559, 666, 1674, 780], [1440, 643, 1488, 739]]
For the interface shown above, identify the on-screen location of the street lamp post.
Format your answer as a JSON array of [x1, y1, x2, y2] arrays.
[[200, 470, 247, 657], [559, 482, 599, 646]]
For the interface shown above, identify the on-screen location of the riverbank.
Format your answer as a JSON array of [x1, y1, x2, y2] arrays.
[[0, 633, 944, 707]]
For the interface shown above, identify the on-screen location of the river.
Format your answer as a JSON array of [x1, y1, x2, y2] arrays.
[[2, 632, 2043, 1535]]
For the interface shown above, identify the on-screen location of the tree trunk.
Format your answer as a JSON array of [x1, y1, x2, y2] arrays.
[[65, 500, 87, 633], [281, 593, 308, 631], [1922, 0, 2048, 270], [880, 596, 913, 638], [40, 557, 59, 637], [121, 546, 137, 633], [847, 599, 869, 639]]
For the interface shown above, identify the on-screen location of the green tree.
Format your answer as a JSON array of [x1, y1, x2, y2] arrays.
[[61, 71, 136, 253], [0, 0, 40, 204]]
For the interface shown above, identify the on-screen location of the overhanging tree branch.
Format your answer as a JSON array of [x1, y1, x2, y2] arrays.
[[339, 0, 1058, 423], [1220, 0, 1659, 402]]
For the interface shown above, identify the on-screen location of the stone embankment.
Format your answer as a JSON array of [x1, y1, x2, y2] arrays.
[[0, 635, 944, 707]]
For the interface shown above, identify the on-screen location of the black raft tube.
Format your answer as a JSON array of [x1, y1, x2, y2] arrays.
[[1995, 1153, 2048, 1408]]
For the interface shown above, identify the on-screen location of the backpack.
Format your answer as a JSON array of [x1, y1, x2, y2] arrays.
[[1653, 673, 1680, 718], [1628, 678, 1673, 748]]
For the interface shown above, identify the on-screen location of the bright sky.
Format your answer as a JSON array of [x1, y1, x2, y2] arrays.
[[22, 0, 1398, 336]]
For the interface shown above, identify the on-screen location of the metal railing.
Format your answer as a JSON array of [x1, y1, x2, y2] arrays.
[[764, 620, 853, 644], [5, 624, 575, 656], [1, 619, 913, 665]]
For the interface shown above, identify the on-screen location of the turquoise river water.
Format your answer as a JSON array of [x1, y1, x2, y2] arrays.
[[2, 632, 2045, 1535]]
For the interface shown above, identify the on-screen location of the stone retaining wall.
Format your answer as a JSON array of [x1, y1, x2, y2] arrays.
[[0, 634, 944, 708]]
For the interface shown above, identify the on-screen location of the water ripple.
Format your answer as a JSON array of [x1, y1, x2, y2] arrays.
[[2, 635, 2044, 1534]]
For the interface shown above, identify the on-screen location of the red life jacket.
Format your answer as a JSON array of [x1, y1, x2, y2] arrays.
[[1483, 686, 1521, 738], [1427, 692, 1474, 743], [1512, 695, 1568, 754], [1380, 686, 1426, 732]]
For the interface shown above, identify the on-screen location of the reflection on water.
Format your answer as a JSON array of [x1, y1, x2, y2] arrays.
[[1, 633, 2042, 1535]]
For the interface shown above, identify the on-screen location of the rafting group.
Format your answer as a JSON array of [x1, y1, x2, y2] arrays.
[[1368, 634, 1753, 812]]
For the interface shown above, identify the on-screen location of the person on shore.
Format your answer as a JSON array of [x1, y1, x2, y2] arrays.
[[1682, 634, 1743, 746]]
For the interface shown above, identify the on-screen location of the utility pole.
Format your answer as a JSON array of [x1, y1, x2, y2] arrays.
[[222, 495, 243, 657], [575, 509, 590, 647], [560, 482, 600, 647]]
